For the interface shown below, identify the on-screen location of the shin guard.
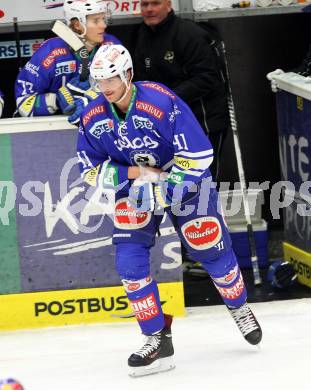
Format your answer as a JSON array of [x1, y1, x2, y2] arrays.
[[122, 277, 165, 335], [201, 249, 247, 308]]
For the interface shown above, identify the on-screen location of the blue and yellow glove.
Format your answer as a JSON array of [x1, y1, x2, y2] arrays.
[[66, 76, 90, 94], [68, 96, 88, 126], [56, 86, 76, 115], [56, 86, 88, 126]]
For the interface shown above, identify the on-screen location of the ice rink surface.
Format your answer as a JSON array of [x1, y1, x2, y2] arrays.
[[1, 299, 310, 390]]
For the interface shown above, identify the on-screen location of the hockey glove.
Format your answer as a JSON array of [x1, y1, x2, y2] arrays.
[[266, 69, 284, 93], [128, 180, 173, 212], [56, 86, 76, 115], [67, 76, 99, 101], [84, 88, 99, 101], [128, 180, 155, 212], [66, 76, 90, 94], [267, 260, 297, 288], [138, 166, 168, 182], [68, 96, 89, 126]]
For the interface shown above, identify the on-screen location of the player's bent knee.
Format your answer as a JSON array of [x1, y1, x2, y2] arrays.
[[115, 242, 150, 280], [201, 248, 238, 277]]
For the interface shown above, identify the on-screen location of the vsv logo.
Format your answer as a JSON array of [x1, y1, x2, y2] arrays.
[[114, 136, 159, 152]]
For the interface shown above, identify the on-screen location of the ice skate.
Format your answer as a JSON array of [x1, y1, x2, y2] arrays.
[[228, 303, 262, 345], [128, 314, 175, 377]]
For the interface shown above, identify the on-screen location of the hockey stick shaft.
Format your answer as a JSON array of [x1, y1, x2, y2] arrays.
[[13, 17, 22, 71], [221, 42, 262, 285]]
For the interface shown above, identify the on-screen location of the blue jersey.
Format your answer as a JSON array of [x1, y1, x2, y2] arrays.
[[77, 81, 214, 201], [15, 34, 121, 117]]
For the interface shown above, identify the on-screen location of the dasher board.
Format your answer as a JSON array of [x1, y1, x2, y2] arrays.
[[274, 72, 311, 101]]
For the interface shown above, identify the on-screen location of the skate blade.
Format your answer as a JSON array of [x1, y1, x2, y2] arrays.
[[129, 356, 175, 378]]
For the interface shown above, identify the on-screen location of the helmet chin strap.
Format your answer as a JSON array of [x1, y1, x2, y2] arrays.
[[72, 22, 100, 54], [76, 24, 97, 51], [76, 23, 87, 38], [114, 73, 133, 105]]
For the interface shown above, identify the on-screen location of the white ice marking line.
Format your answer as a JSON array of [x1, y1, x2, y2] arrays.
[[23, 239, 67, 248]]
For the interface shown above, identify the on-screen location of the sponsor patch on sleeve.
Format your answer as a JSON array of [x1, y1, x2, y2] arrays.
[[167, 171, 185, 185], [174, 156, 198, 170], [42, 47, 68, 69], [84, 164, 101, 187], [102, 164, 119, 187]]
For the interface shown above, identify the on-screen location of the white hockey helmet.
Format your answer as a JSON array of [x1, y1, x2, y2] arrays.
[[64, 0, 108, 25], [90, 44, 133, 87]]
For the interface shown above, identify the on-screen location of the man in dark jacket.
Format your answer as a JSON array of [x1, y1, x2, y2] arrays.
[[134, 0, 229, 181]]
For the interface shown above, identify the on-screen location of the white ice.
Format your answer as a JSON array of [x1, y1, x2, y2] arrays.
[[0, 299, 310, 390]]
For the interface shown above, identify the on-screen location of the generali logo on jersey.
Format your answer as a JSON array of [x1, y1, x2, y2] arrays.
[[131, 293, 159, 322], [42, 47, 68, 68], [82, 105, 106, 127], [141, 83, 176, 100], [181, 217, 222, 250], [136, 100, 164, 120]]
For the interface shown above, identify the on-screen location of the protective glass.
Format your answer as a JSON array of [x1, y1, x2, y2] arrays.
[[91, 76, 123, 92]]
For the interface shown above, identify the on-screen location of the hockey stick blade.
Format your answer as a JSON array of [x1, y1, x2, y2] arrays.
[[52, 20, 84, 52], [52, 20, 89, 81]]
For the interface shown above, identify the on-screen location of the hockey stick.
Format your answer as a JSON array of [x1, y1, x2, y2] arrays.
[[13, 17, 22, 71], [52, 20, 89, 81], [221, 41, 262, 286]]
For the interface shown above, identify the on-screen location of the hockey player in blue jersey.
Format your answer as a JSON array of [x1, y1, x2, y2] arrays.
[[77, 44, 262, 377], [14, 0, 121, 125]]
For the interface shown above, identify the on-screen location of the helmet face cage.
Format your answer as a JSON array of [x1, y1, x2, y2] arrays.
[[90, 75, 104, 93], [90, 45, 133, 91], [64, 0, 108, 26]]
